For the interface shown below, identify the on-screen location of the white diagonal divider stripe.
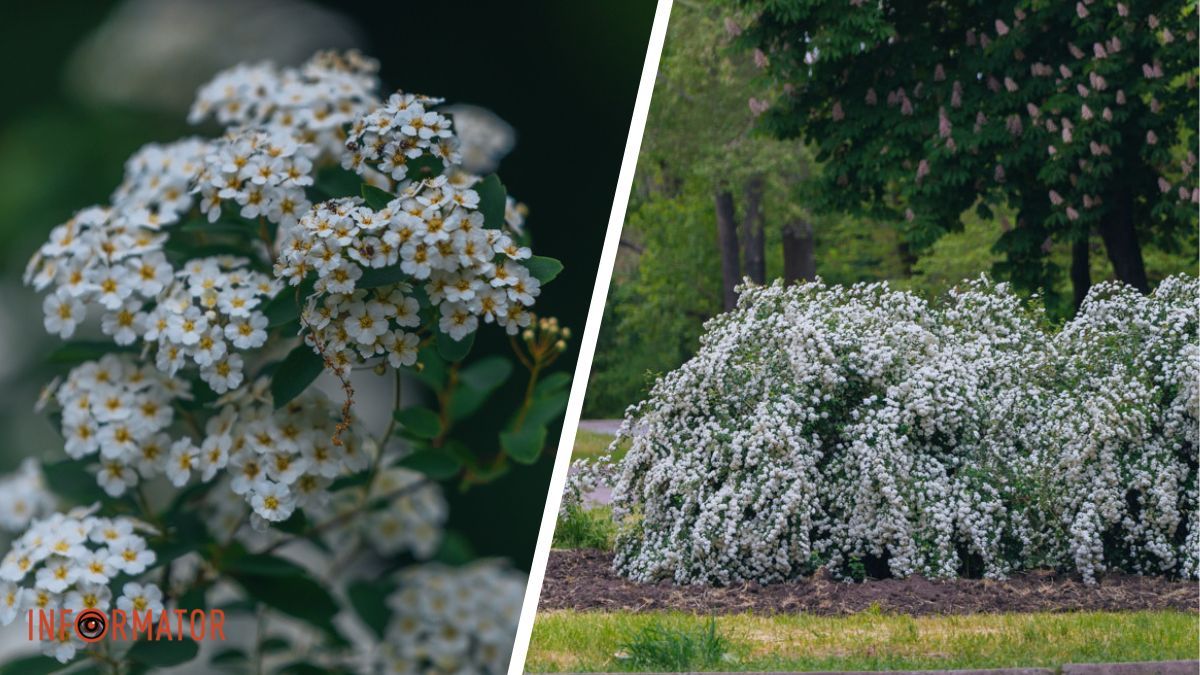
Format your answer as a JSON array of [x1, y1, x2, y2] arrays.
[[506, 1, 676, 672]]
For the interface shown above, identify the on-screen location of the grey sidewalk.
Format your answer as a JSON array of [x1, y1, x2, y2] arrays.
[[577, 419, 624, 435]]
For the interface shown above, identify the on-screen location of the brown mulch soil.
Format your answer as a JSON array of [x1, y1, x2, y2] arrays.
[[538, 549, 1200, 615]]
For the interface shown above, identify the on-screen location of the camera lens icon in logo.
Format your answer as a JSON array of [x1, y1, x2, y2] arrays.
[[75, 609, 107, 642]]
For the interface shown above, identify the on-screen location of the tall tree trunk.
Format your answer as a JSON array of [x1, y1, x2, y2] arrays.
[[740, 175, 766, 284], [1096, 188, 1149, 292], [782, 219, 816, 283], [1070, 235, 1091, 309], [714, 190, 741, 311]]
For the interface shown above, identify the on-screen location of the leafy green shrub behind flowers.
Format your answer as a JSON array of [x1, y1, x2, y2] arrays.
[[571, 276, 1197, 585]]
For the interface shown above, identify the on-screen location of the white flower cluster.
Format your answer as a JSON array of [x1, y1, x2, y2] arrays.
[[350, 467, 447, 558], [581, 276, 1198, 585], [178, 377, 446, 553], [276, 187, 539, 372], [168, 380, 369, 528], [49, 357, 445, 549], [25, 137, 210, 341], [375, 562, 525, 674], [343, 93, 458, 180], [145, 256, 280, 393], [112, 139, 210, 230], [204, 462, 447, 563], [54, 354, 189, 497], [193, 128, 315, 228], [0, 509, 159, 662], [28, 49, 542, 390], [189, 50, 381, 164], [0, 460, 55, 533]]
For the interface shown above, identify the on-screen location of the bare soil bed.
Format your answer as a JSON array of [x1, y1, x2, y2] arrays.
[[539, 549, 1199, 615]]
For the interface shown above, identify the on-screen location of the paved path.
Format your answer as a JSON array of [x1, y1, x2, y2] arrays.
[[571, 419, 625, 506], [577, 419, 623, 435]]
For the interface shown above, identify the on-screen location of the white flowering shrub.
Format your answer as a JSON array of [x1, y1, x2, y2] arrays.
[[7, 50, 571, 671], [575, 276, 1198, 586]]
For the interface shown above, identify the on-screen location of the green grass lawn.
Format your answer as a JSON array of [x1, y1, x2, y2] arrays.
[[555, 430, 630, 550], [526, 610, 1199, 672], [572, 429, 629, 462], [553, 504, 616, 549]]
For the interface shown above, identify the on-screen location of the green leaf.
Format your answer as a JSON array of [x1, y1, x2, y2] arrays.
[[163, 239, 264, 270], [41, 459, 106, 505], [269, 345, 325, 409], [222, 552, 308, 578], [0, 655, 70, 675], [360, 183, 394, 210], [474, 174, 507, 229], [405, 155, 444, 182], [435, 324, 475, 362], [127, 638, 200, 667], [500, 424, 548, 464], [263, 288, 303, 329], [535, 371, 572, 396], [153, 511, 210, 570], [312, 166, 361, 200], [411, 347, 447, 390], [178, 582, 209, 614], [396, 450, 460, 479], [46, 342, 134, 365], [519, 256, 564, 284], [165, 481, 215, 519], [357, 264, 409, 288], [261, 637, 291, 653], [274, 510, 309, 535], [450, 356, 515, 421], [178, 218, 255, 237], [459, 356, 514, 392], [433, 530, 476, 565], [347, 579, 396, 639], [214, 599, 257, 615], [524, 391, 570, 429], [231, 573, 339, 637], [278, 665, 346, 675], [394, 407, 443, 439], [447, 386, 490, 422], [210, 648, 248, 666], [327, 472, 372, 492]]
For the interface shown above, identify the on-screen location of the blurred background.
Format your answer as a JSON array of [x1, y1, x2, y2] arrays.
[[0, 0, 656, 569]]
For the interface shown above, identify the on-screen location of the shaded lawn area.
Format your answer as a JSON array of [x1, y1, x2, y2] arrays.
[[527, 609, 1199, 673]]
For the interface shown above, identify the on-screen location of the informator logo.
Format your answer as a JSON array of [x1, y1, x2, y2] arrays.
[[27, 608, 226, 643]]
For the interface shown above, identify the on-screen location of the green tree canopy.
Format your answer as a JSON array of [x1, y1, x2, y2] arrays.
[[731, 0, 1198, 309]]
